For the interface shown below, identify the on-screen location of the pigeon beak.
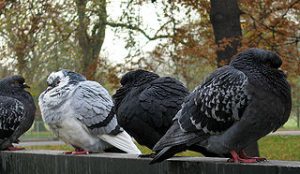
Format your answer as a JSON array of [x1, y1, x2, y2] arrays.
[[278, 68, 288, 76], [45, 86, 53, 93], [23, 83, 30, 88]]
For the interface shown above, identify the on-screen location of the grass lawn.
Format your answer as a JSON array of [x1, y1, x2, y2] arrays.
[[280, 118, 300, 130], [24, 135, 300, 161], [258, 135, 300, 161], [21, 131, 56, 140]]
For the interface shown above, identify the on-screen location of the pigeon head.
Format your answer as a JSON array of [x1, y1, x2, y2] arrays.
[[120, 69, 159, 87], [0, 75, 29, 93], [230, 48, 283, 70], [46, 69, 86, 91]]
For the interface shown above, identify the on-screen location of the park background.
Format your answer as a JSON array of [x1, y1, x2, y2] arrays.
[[0, 0, 299, 161]]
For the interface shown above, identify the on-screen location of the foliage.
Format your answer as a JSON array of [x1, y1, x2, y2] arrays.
[[137, 0, 299, 88], [239, 0, 299, 76], [0, 0, 299, 117]]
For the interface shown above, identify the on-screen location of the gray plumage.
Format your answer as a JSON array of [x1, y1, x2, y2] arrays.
[[39, 70, 141, 154], [151, 48, 291, 163], [0, 75, 36, 150]]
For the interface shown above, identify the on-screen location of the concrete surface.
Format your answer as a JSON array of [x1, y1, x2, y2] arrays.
[[1, 150, 300, 174]]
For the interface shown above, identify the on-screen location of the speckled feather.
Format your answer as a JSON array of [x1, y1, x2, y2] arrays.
[[0, 76, 36, 149], [0, 97, 24, 132], [179, 66, 250, 134], [151, 48, 291, 164]]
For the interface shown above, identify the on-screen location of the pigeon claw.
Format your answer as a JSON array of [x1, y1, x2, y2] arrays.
[[7, 146, 25, 151], [71, 150, 90, 155], [239, 150, 267, 162], [64, 148, 91, 155], [228, 150, 258, 163], [64, 151, 90, 155]]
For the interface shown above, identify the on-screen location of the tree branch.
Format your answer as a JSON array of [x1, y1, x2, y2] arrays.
[[106, 21, 171, 41]]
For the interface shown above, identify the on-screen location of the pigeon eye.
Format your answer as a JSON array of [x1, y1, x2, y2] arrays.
[[48, 79, 60, 88], [53, 79, 61, 87], [11, 81, 19, 87], [264, 62, 273, 68]]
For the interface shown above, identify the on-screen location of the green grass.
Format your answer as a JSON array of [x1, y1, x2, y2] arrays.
[[24, 135, 300, 161], [20, 131, 57, 141], [258, 135, 300, 161], [26, 145, 73, 151], [280, 118, 300, 130]]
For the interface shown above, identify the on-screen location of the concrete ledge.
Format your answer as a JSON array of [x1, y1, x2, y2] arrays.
[[1, 150, 300, 174]]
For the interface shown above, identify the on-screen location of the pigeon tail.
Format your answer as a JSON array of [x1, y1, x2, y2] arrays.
[[150, 145, 187, 164], [150, 119, 206, 164], [99, 131, 141, 154], [153, 119, 203, 152]]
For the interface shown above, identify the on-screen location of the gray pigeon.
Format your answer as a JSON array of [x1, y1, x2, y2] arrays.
[[38, 70, 141, 154], [0, 75, 36, 150], [151, 48, 291, 163]]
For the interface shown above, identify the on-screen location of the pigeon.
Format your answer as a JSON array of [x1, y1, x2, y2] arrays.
[[150, 48, 291, 164], [112, 69, 189, 150], [0, 75, 36, 150], [38, 70, 141, 154]]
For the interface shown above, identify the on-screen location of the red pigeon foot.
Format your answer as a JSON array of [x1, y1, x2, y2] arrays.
[[64, 148, 91, 155], [239, 150, 267, 162], [228, 150, 257, 163], [7, 146, 25, 151]]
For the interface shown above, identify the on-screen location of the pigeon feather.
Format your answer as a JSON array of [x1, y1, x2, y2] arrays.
[[0, 75, 35, 150], [151, 48, 291, 164], [113, 70, 189, 149], [39, 70, 140, 154]]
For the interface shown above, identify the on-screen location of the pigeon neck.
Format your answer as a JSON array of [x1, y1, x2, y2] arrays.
[[113, 85, 131, 109], [234, 64, 291, 108]]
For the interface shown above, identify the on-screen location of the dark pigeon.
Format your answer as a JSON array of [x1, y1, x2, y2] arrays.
[[112, 69, 190, 150], [151, 48, 291, 164], [39, 70, 141, 154], [0, 75, 36, 150]]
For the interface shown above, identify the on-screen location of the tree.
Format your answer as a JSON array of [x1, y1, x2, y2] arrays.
[[209, 0, 242, 67], [117, 0, 299, 156], [119, 0, 299, 86], [75, 0, 107, 80]]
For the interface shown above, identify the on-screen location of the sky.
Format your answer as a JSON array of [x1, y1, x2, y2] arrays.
[[101, 1, 164, 64], [0, 1, 193, 67]]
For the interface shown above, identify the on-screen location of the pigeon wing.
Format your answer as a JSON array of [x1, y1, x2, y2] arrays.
[[71, 81, 120, 136], [179, 66, 250, 134], [139, 77, 189, 129], [0, 96, 25, 139]]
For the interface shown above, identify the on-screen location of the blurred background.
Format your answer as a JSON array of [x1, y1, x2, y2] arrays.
[[0, 0, 299, 158]]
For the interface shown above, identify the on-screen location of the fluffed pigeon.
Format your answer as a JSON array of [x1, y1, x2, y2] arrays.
[[38, 70, 141, 154], [112, 69, 189, 150], [151, 48, 291, 164], [0, 75, 36, 150]]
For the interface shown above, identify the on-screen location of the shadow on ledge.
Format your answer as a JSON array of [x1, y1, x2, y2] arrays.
[[1, 150, 300, 174]]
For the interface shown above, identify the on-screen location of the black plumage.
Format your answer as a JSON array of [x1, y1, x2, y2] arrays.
[[113, 69, 189, 149], [151, 48, 291, 164], [0, 75, 36, 150]]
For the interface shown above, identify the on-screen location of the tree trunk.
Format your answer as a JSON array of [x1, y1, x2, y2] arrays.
[[15, 43, 27, 77], [209, 0, 242, 67], [75, 0, 107, 80], [209, 0, 259, 156]]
